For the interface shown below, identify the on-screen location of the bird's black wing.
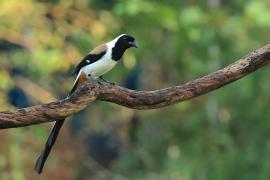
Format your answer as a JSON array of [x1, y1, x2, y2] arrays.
[[74, 45, 107, 75]]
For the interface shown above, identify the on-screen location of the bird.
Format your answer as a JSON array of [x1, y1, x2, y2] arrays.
[[34, 34, 138, 174]]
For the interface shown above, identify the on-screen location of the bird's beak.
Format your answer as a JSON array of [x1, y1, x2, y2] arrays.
[[129, 40, 138, 48]]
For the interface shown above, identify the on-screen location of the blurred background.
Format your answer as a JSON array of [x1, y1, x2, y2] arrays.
[[0, 0, 270, 179]]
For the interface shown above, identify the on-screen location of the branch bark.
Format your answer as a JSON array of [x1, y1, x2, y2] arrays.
[[1, 44, 270, 129]]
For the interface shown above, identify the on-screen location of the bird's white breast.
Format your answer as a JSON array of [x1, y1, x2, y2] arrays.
[[81, 44, 117, 79]]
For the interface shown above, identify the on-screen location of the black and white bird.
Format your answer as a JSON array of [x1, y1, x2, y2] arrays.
[[35, 34, 137, 174]]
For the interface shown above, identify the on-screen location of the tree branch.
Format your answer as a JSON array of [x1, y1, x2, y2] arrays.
[[1, 44, 270, 129]]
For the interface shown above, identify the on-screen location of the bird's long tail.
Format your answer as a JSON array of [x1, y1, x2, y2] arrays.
[[35, 71, 85, 174], [34, 119, 65, 174]]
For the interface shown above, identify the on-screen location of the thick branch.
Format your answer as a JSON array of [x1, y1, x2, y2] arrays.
[[1, 44, 270, 129]]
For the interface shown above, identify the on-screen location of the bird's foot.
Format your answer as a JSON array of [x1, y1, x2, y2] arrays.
[[108, 81, 116, 85], [96, 79, 105, 85], [99, 76, 116, 85]]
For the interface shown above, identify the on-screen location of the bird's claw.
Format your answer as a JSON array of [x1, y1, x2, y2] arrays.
[[99, 77, 116, 85], [97, 80, 104, 85], [108, 81, 116, 85]]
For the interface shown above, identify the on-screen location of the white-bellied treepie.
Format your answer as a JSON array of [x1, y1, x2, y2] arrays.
[[35, 34, 138, 174]]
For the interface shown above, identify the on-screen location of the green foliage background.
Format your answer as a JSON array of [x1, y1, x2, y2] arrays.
[[0, 0, 270, 179]]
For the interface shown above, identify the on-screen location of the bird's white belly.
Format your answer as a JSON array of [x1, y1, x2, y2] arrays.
[[82, 58, 117, 79]]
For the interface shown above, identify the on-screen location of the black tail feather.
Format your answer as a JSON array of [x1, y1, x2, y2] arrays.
[[35, 72, 81, 174], [35, 119, 65, 174]]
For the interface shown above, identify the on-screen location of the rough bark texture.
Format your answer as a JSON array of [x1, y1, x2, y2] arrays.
[[0, 44, 270, 129]]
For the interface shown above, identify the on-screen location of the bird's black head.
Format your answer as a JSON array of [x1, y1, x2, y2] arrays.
[[111, 34, 137, 61], [116, 34, 138, 48]]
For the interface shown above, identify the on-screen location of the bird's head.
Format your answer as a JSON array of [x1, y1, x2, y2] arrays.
[[114, 34, 138, 49], [110, 34, 137, 61]]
